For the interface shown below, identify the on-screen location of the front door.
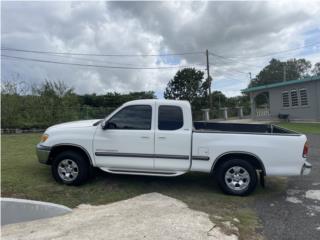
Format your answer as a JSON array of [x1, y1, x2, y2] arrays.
[[93, 104, 155, 170]]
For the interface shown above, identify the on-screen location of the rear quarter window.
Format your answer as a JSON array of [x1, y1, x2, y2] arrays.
[[158, 105, 183, 130]]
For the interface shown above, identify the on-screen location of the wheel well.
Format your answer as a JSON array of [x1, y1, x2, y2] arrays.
[[48, 145, 92, 166], [211, 153, 266, 176]]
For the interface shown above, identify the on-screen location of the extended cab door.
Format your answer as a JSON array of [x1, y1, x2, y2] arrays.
[[93, 104, 155, 170], [154, 103, 192, 171]]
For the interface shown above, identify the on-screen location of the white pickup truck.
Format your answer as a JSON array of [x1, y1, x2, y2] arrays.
[[37, 99, 311, 195]]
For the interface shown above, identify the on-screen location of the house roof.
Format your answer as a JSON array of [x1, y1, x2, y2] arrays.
[[241, 76, 320, 93]]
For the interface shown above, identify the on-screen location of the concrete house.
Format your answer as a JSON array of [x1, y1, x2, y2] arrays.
[[242, 76, 320, 121]]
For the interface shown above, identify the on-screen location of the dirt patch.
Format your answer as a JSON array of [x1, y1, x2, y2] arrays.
[[2, 193, 239, 240]]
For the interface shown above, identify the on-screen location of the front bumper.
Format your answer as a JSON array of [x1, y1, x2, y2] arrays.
[[301, 161, 312, 176], [36, 144, 51, 164]]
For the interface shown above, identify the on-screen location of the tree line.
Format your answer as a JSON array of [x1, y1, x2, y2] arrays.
[[1, 81, 155, 129], [2, 57, 319, 129]]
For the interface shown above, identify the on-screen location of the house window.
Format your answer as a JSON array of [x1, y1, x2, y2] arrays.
[[282, 91, 289, 108], [291, 89, 299, 107], [299, 89, 308, 106]]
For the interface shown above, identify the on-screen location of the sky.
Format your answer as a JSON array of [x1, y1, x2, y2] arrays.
[[2, 1, 320, 97]]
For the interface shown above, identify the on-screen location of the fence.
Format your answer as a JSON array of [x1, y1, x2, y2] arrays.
[[256, 108, 271, 117], [193, 107, 251, 121]]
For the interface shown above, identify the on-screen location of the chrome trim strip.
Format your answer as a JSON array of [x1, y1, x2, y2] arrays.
[[95, 152, 153, 158], [192, 156, 210, 161], [95, 152, 190, 160], [155, 154, 189, 160], [109, 169, 176, 175]]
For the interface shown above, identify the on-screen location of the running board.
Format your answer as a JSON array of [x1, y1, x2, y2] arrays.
[[100, 168, 186, 177]]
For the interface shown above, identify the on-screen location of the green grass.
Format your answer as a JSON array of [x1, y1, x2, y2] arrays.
[[1, 133, 287, 239], [274, 122, 320, 134]]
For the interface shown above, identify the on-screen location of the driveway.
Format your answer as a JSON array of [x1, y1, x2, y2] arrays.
[[255, 134, 320, 240]]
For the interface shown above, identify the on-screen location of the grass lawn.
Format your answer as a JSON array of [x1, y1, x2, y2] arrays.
[[1, 133, 286, 239], [274, 122, 320, 134]]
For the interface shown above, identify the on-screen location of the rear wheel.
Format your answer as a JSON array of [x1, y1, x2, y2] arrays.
[[216, 159, 257, 196], [52, 151, 90, 186]]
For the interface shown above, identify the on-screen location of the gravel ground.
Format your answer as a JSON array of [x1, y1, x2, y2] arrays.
[[1, 193, 238, 240], [255, 134, 320, 240]]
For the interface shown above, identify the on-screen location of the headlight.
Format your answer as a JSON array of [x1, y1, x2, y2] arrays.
[[40, 134, 49, 143]]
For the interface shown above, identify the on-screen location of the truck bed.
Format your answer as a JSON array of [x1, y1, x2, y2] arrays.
[[193, 122, 298, 135]]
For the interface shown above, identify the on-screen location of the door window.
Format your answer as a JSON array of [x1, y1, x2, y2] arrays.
[[158, 105, 183, 130], [107, 105, 152, 130]]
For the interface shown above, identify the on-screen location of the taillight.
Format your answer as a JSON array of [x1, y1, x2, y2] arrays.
[[303, 142, 309, 158]]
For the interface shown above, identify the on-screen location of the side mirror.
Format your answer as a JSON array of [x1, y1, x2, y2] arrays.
[[101, 121, 107, 130], [101, 121, 116, 130]]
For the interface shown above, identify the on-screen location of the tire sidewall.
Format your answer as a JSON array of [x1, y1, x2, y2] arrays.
[[217, 159, 257, 196], [52, 151, 89, 186]]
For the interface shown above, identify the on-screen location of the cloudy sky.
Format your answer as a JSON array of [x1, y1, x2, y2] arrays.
[[2, 1, 320, 97]]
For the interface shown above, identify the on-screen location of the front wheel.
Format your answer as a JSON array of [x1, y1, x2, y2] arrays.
[[216, 159, 257, 196], [52, 151, 90, 186]]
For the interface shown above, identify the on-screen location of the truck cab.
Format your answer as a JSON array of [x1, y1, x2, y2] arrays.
[[94, 99, 193, 175]]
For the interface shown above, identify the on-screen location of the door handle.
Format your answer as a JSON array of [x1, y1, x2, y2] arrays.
[[140, 136, 150, 139], [158, 136, 166, 139]]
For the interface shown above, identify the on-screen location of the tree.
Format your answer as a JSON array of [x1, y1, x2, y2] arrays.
[[249, 58, 312, 88], [312, 62, 320, 76], [79, 91, 156, 108], [30, 80, 80, 127], [164, 68, 207, 106]]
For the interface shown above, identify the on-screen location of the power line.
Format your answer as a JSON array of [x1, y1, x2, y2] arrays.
[[211, 63, 248, 75], [1, 54, 201, 70], [32, 53, 169, 68], [214, 69, 248, 79], [210, 41, 320, 59], [1, 47, 205, 57], [49, 54, 206, 68], [209, 52, 265, 68], [1, 49, 206, 68]]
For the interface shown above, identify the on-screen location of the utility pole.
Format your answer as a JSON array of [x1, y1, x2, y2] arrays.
[[283, 64, 286, 82], [206, 49, 212, 110], [249, 72, 252, 81]]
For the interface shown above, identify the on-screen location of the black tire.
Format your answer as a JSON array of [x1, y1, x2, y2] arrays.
[[216, 159, 257, 196], [52, 151, 90, 186]]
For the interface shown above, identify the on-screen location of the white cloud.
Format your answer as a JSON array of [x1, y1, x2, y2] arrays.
[[1, 1, 320, 96]]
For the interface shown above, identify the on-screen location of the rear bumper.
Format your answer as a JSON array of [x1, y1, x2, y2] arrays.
[[36, 144, 51, 164], [301, 161, 312, 176]]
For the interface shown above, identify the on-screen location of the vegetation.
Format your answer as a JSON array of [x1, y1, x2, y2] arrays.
[[274, 122, 320, 134], [312, 62, 320, 76], [163, 68, 250, 119], [2, 133, 287, 239], [1, 80, 155, 129], [249, 58, 318, 88], [164, 68, 208, 108], [2, 78, 249, 128]]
